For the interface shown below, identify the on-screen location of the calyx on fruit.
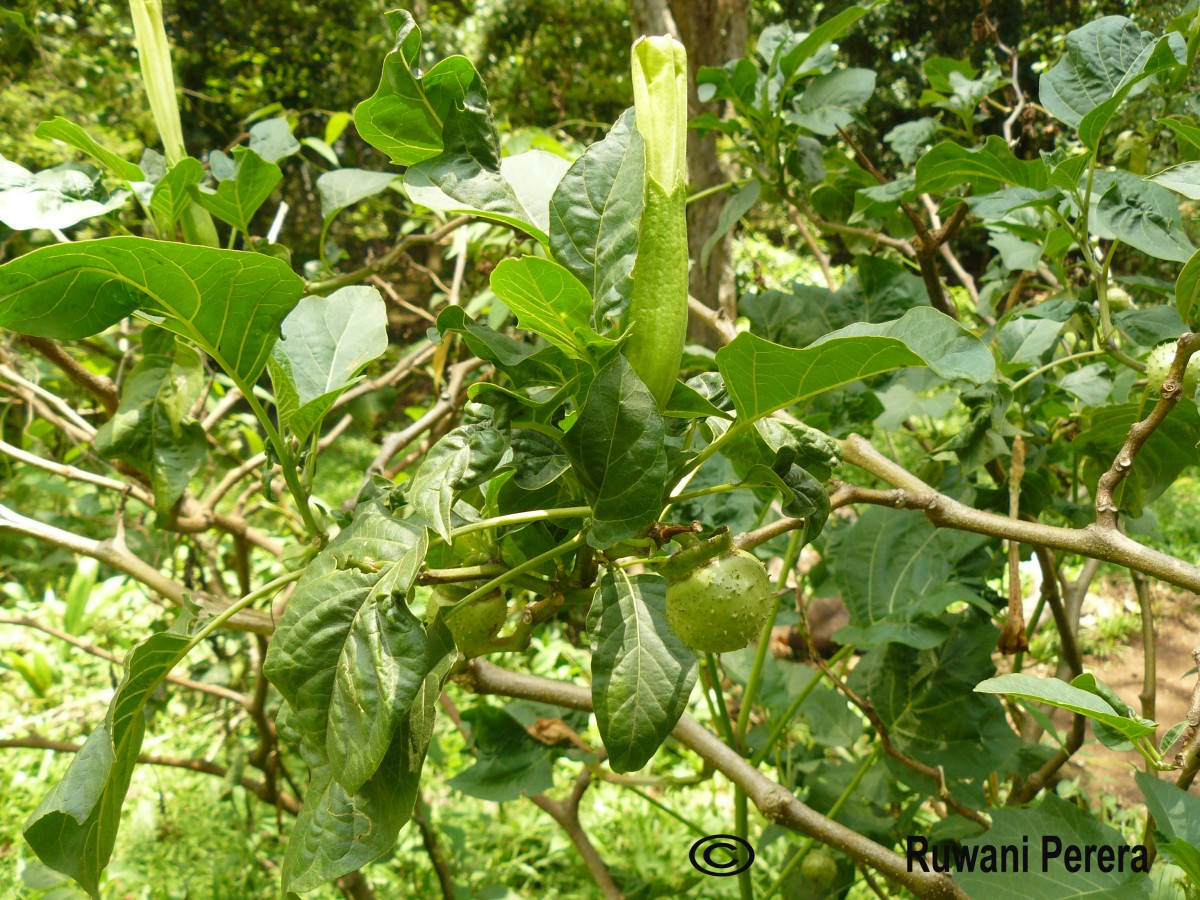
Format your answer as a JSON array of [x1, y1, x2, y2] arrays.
[[665, 548, 773, 653], [1145, 341, 1200, 394], [440, 588, 508, 658]]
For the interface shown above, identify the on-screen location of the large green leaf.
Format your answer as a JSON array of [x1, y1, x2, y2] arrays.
[[0, 237, 304, 383], [849, 614, 1019, 784], [974, 673, 1156, 739], [95, 340, 207, 514], [915, 136, 1048, 194], [0, 156, 129, 231], [447, 704, 557, 802], [565, 355, 667, 548], [490, 256, 620, 364], [352, 10, 475, 166], [1090, 170, 1194, 262], [406, 150, 570, 243], [1076, 34, 1186, 149], [1137, 771, 1200, 885], [191, 147, 281, 234], [268, 286, 388, 443], [316, 168, 398, 220], [827, 507, 988, 648], [24, 616, 195, 898], [956, 795, 1150, 898], [1040, 17, 1171, 128], [1076, 401, 1200, 516], [281, 651, 450, 893], [588, 571, 697, 773], [716, 306, 994, 424], [1176, 246, 1200, 325], [264, 501, 438, 762], [787, 68, 876, 136], [548, 107, 644, 326], [34, 117, 144, 182], [406, 422, 510, 541]]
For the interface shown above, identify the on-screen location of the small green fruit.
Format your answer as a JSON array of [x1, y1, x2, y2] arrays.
[[665, 549, 773, 653], [1145, 341, 1200, 394], [801, 849, 838, 886], [442, 590, 507, 657]]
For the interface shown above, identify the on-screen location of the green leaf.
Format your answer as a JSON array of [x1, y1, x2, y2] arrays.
[[548, 107, 644, 326], [827, 507, 988, 648], [884, 117, 939, 166], [316, 169, 398, 221], [267, 286, 389, 443], [565, 355, 668, 548], [779, 5, 872, 78], [24, 615, 196, 898], [701, 180, 760, 273], [327, 536, 436, 793], [447, 705, 556, 802], [849, 613, 1018, 783], [406, 150, 569, 244], [149, 157, 204, 236], [955, 794, 1150, 898], [35, 118, 144, 182], [1177, 246, 1200, 325], [0, 237, 304, 383], [0, 156, 129, 231], [1076, 402, 1200, 516], [490, 256, 619, 364], [588, 571, 697, 772], [1146, 161, 1200, 200], [1040, 17, 1178, 128], [95, 342, 206, 514], [248, 117, 300, 163], [1090, 171, 1194, 262], [407, 422, 510, 541], [281, 651, 449, 893], [975, 673, 1157, 739], [264, 501, 436, 755], [191, 147, 281, 234], [1137, 771, 1200, 884], [436, 306, 541, 371], [353, 10, 476, 166], [915, 136, 1048, 194], [1076, 33, 1186, 150], [716, 307, 994, 424], [788, 68, 876, 136]]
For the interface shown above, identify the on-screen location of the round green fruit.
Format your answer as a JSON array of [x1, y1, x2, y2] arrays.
[[442, 590, 507, 657], [665, 549, 773, 653], [1145, 341, 1200, 395], [800, 849, 838, 886]]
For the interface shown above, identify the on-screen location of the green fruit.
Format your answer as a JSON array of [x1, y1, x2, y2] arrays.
[[665, 549, 773, 653], [800, 849, 838, 886], [442, 590, 507, 657], [1145, 341, 1200, 394]]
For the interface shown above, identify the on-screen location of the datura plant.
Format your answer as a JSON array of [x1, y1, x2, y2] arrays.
[[8, 3, 1200, 899]]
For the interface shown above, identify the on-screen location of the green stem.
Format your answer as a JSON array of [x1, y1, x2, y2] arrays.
[[761, 746, 880, 900], [1010, 349, 1106, 392], [624, 784, 709, 837], [189, 570, 302, 646], [704, 653, 738, 748], [456, 533, 587, 608], [750, 644, 853, 767], [671, 482, 742, 505], [736, 789, 753, 900], [235, 377, 323, 542], [687, 180, 737, 206], [735, 592, 784, 742], [448, 506, 592, 540]]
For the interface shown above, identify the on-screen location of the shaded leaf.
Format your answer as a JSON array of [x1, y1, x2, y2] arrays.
[[975, 673, 1156, 739], [191, 147, 281, 234]]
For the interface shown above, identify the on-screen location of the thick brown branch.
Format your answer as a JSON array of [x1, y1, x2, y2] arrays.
[[1095, 334, 1200, 528], [838, 435, 1200, 593], [460, 660, 967, 899], [17, 335, 119, 415]]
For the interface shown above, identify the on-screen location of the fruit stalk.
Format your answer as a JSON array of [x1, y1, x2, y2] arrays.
[[623, 35, 689, 409]]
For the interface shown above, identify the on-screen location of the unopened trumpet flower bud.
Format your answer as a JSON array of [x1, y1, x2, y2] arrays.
[[129, 0, 186, 165], [631, 35, 687, 192]]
